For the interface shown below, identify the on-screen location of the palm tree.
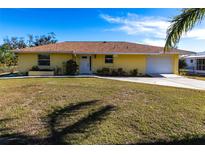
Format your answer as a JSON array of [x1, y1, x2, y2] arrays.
[[164, 8, 205, 51]]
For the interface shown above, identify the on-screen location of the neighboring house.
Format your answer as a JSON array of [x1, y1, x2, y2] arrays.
[[178, 50, 196, 56], [14, 41, 182, 75], [182, 53, 205, 74]]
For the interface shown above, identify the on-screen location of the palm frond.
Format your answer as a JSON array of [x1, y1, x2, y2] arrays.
[[164, 8, 205, 51]]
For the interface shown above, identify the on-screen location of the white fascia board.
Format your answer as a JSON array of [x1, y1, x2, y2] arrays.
[[74, 51, 179, 55], [14, 50, 179, 55], [184, 55, 205, 59], [14, 51, 74, 54]]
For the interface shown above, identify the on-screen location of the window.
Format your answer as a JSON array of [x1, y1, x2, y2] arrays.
[[82, 56, 87, 59], [190, 59, 193, 63], [38, 54, 50, 66], [197, 59, 205, 70], [105, 55, 113, 64]]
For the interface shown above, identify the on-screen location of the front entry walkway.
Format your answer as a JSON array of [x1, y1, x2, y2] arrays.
[[98, 75, 205, 90]]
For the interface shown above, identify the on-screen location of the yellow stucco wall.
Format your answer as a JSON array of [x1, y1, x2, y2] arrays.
[[92, 54, 147, 74], [17, 53, 38, 72], [17, 53, 72, 72], [50, 53, 72, 69], [92, 54, 179, 75], [17, 53, 179, 75], [172, 54, 179, 74]]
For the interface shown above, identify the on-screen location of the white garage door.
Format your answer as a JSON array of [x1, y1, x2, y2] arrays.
[[146, 56, 173, 74]]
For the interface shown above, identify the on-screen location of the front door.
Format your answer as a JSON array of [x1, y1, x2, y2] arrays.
[[79, 56, 91, 74]]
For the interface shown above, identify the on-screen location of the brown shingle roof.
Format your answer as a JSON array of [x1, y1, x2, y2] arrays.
[[14, 41, 183, 54]]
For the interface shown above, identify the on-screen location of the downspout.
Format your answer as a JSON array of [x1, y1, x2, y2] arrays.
[[72, 50, 77, 60]]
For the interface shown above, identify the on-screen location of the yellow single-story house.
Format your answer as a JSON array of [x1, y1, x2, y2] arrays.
[[14, 41, 181, 75]]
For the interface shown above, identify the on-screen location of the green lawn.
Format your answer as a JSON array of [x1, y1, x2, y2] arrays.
[[0, 78, 205, 145], [185, 75, 205, 81], [180, 72, 205, 81]]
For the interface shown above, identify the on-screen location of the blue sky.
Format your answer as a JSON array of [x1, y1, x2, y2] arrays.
[[0, 8, 205, 52]]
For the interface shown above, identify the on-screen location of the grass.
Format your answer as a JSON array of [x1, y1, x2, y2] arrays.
[[179, 73, 205, 81], [0, 78, 205, 144], [185, 75, 205, 81]]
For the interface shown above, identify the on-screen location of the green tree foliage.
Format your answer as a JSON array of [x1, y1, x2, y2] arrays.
[[179, 59, 187, 69], [0, 45, 17, 66], [2, 37, 27, 50], [2, 32, 57, 49], [164, 9, 205, 51], [65, 60, 79, 75], [28, 32, 57, 47], [0, 32, 58, 67]]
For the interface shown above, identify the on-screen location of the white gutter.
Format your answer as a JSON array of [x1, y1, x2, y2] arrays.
[[74, 51, 178, 55], [14, 50, 179, 55], [183, 55, 205, 58]]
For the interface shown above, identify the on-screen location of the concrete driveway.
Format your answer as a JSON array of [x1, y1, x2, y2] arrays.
[[98, 75, 205, 90]]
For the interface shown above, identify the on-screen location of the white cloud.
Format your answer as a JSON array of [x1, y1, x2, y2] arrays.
[[100, 13, 205, 41], [142, 39, 165, 47], [183, 28, 205, 40], [100, 13, 170, 39]]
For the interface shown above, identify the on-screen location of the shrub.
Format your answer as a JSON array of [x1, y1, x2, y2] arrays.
[[111, 69, 118, 76], [0, 49, 17, 67], [0, 64, 18, 74], [30, 66, 55, 71], [96, 68, 110, 76], [54, 66, 62, 75], [65, 59, 78, 75], [179, 59, 187, 69], [117, 68, 126, 76], [96, 69, 103, 75], [30, 66, 40, 71], [102, 68, 110, 75], [130, 69, 138, 76], [179, 69, 188, 76], [96, 68, 128, 76], [100, 68, 110, 76], [41, 68, 54, 71]]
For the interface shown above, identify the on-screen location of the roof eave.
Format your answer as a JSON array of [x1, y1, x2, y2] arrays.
[[14, 50, 179, 55]]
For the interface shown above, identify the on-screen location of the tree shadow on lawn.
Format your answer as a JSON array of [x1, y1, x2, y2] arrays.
[[0, 100, 116, 145]]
